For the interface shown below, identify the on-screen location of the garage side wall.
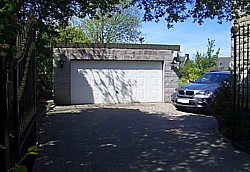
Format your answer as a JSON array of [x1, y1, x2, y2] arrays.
[[53, 43, 180, 105]]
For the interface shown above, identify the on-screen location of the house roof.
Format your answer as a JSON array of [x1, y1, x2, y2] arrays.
[[218, 57, 231, 64], [55, 43, 180, 51]]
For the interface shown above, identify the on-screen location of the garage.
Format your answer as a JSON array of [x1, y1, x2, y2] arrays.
[[71, 60, 163, 104], [53, 43, 180, 105]]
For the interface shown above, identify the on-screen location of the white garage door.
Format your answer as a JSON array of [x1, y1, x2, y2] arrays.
[[71, 60, 163, 104]]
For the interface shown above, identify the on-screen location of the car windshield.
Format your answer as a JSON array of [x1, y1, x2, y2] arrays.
[[194, 73, 230, 83]]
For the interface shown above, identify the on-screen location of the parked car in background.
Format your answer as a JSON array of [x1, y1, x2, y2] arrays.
[[171, 71, 231, 111]]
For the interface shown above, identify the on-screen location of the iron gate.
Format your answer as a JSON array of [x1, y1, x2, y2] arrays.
[[232, 24, 250, 152], [0, 17, 37, 171], [13, 20, 37, 165]]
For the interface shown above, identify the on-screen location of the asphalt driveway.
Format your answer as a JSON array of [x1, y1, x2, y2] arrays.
[[33, 103, 250, 172]]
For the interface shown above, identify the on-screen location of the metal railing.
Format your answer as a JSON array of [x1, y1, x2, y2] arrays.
[[1, 17, 37, 171], [232, 24, 250, 152]]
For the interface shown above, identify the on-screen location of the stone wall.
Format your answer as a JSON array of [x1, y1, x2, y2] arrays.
[[230, 15, 250, 70], [53, 43, 180, 104]]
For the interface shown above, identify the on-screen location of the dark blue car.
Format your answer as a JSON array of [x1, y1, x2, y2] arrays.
[[171, 71, 231, 110]]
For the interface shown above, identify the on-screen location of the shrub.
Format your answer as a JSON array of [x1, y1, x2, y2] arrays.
[[210, 79, 234, 137]]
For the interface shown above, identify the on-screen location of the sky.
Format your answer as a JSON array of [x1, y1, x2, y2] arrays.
[[141, 19, 231, 59]]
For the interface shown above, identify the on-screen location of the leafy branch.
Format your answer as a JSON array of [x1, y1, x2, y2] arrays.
[[0, 145, 42, 172]]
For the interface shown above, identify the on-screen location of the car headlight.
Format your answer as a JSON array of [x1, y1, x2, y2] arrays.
[[196, 90, 214, 96]]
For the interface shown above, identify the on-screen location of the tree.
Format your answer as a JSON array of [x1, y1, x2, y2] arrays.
[[179, 60, 195, 82], [55, 26, 90, 43], [0, 0, 121, 56], [195, 39, 220, 72], [132, 0, 250, 28], [67, 1, 143, 43], [2, 0, 250, 56], [179, 39, 220, 82]]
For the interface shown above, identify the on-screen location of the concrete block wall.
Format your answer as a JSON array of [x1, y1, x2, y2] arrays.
[[53, 43, 180, 104], [230, 15, 250, 70]]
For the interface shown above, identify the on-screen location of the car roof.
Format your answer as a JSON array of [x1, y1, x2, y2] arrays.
[[206, 71, 231, 75]]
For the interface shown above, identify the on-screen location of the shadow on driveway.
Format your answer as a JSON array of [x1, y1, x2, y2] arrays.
[[34, 106, 250, 172]]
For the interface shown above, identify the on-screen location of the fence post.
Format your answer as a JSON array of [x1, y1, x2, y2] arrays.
[[231, 25, 238, 143], [0, 52, 8, 172]]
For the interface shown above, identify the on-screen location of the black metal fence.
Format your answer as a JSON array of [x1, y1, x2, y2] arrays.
[[14, 20, 36, 161], [232, 24, 250, 152], [0, 18, 37, 171]]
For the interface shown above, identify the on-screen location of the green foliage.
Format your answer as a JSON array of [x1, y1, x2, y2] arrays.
[[0, 144, 6, 149], [1, 0, 121, 55], [0, 0, 19, 54], [36, 31, 53, 94], [133, 0, 250, 28], [210, 77, 234, 138], [210, 80, 233, 118], [56, 26, 90, 43], [179, 39, 220, 82], [179, 60, 195, 82], [0, 0, 14, 12], [8, 145, 42, 172], [27, 145, 42, 154], [188, 67, 204, 81], [196, 39, 220, 71], [66, 1, 143, 44]]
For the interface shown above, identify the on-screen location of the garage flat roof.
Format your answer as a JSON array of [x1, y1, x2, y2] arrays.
[[55, 43, 180, 51]]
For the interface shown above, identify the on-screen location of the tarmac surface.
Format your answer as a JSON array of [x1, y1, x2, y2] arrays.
[[33, 103, 250, 172]]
